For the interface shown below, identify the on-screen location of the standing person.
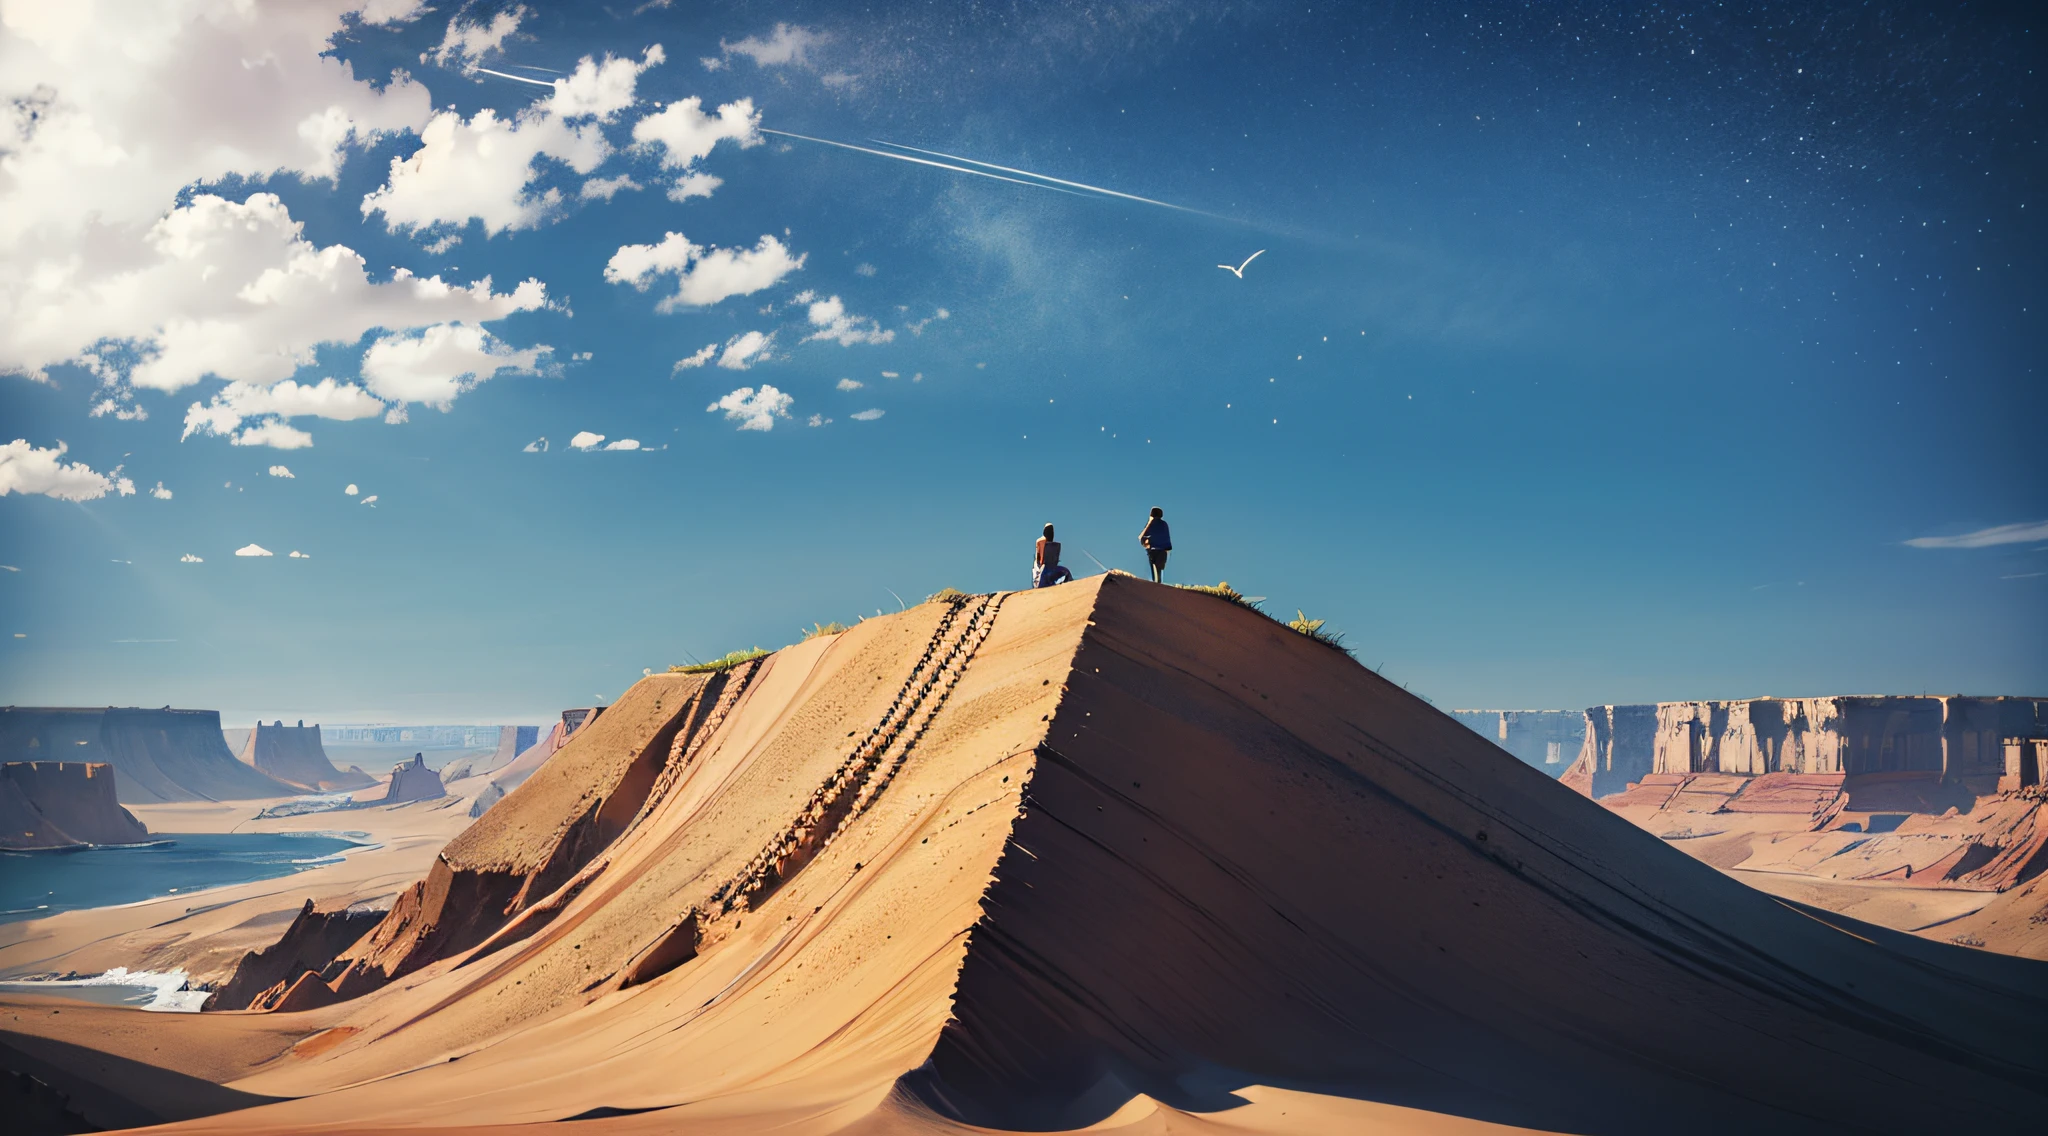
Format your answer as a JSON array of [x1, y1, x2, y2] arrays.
[[1035, 523, 1073, 588], [1139, 507, 1172, 583]]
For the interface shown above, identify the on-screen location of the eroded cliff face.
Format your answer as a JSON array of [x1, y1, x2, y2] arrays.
[[377, 754, 446, 804], [1451, 710, 1585, 777], [0, 761, 149, 849], [0, 708, 295, 804], [240, 721, 373, 792], [1650, 697, 2045, 779], [1561, 705, 1659, 798]]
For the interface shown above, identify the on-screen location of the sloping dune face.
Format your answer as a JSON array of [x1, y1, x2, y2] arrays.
[[917, 578, 2048, 1133], [41, 578, 2048, 1135]]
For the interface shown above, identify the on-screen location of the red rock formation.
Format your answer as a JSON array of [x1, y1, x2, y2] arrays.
[[205, 900, 383, 1011], [0, 707, 296, 804], [0, 761, 149, 850], [237, 721, 373, 792]]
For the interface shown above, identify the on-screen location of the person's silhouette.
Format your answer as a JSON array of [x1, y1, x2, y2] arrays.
[[1139, 507, 1172, 583], [1035, 523, 1073, 588]]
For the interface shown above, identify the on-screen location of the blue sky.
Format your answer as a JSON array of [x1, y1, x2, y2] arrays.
[[1, 1, 2042, 724]]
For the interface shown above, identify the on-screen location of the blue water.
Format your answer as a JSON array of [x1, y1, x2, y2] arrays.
[[0, 832, 365, 924]]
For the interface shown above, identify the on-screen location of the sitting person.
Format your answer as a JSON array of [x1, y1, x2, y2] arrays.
[[1035, 523, 1074, 587]]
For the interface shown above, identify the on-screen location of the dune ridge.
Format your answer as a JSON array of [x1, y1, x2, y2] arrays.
[[6, 578, 2044, 1135]]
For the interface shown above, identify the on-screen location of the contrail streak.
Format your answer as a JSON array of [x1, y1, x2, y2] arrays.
[[762, 129, 1091, 198], [872, 139, 1204, 215], [474, 67, 556, 88]]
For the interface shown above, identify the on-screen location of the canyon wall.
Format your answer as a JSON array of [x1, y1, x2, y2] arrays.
[[240, 720, 375, 792], [1450, 710, 1585, 777], [378, 753, 446, 804], [1561, 696, 2048, 798], [0, 707, 297, 803], [0, 761, 150, 849]]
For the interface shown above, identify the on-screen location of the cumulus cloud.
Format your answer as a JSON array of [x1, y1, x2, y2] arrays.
[[361, 494, 379, 506], [880, 371, 899, 378], [0, 6, 573, 402], [149, 481, 172, 499], [268, 466, 294, 479], [365, 43, 664, 234], [360, 324, 550, 409], [522, 436, 548, 452], [0, 440, 134, 501], [8, 192, 546, 394], [1905, 521, 2048, 549], [836, 377, 863, 391], [180, 553, 203, 563], [907, 307, 952, 335], [717, 330, 776, 370], [182, 377, 386, 443], [89, 394, 147, 421], [854, 262, 877, 277], [806, 413, 831, 427], [604, 232, 804, 310], [235, 543, 274, 557], [603, 438, 641, 451], [289, 550, 311, 558], [231, 421, 314, 449], [803, 295, 895, 347], [851, 408, 885, 421], [580, 174, 642, 201], [344, 483, 359, 495], [630, 97, 761, 201], [708, 385, 793, 431], [569, 431, 606, 451], [428, 5, 526, 69], [672, 343, 718, 370], [716, 24, 827, 68]]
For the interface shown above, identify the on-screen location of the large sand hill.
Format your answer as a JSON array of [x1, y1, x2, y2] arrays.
[[4, 576, 2044, 1135]]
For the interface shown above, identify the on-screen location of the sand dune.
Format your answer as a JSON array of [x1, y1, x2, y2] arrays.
[[5, 577, 2044, 1134]]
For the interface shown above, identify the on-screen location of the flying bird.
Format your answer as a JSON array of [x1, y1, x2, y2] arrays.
[[1218, 250, 1265, 278]]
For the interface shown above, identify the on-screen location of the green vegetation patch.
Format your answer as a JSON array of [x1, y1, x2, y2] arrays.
[[925, 587, 969, 604], [670, 646, 772, 674], [799, 621, 849, 641]]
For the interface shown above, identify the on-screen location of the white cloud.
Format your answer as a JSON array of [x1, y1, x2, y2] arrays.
[[630, 96, 760, 202], [602, 438, 641, 451], [361, 494, 378, 506], [604, 232, 804, 310], [235, 543, 274, 557], [851, 409, 885, 421], [232, 421, 314, 449], [89, 394, 147, 421], [7, 191, 546, 393], [806, 413, 831, 427], [428, 5, 526, 69], [708, 385, 793, 431], [182, 377, 386, 442], [149, 481, 172, 499], [268, 465, 295, 478], [569, 431, 606, 451], [344, 483, 359, 495], [717, 24, 827, 68], [803, 295, 895, 347], [581, 174, 643, 201], [1906, 521, 2048, 549], [522, 436, 548, 452], [672, 343, 718, 370], [0, 440, 134, 501], [836, 377, 863, 391], [908, 307, 952, 335], [289, 550, 310, 558], [360, 324, 549, 409], [547, 46, 664, 121], [361, 107, 608, 236], [854, 262, 877, 277], [717, 330, 776, 370], [179, 553, 203, 563]]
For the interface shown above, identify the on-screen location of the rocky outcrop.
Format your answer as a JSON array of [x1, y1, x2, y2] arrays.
[[467, 780, 504, 818], [0, 762, 149, 850], [238, 720, 374, 793], [205, 900, 384, 1011], [1649, 696, 2045, 779], [376, 754, 445, 804], [1450, 710, 1584, 777], [0, 707, 297, 804], [1560, 704, 1659, 798]]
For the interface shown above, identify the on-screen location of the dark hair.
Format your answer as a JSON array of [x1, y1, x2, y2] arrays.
[[1043, 523, 1055, 537], [1150, 507, 1163, 519]]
